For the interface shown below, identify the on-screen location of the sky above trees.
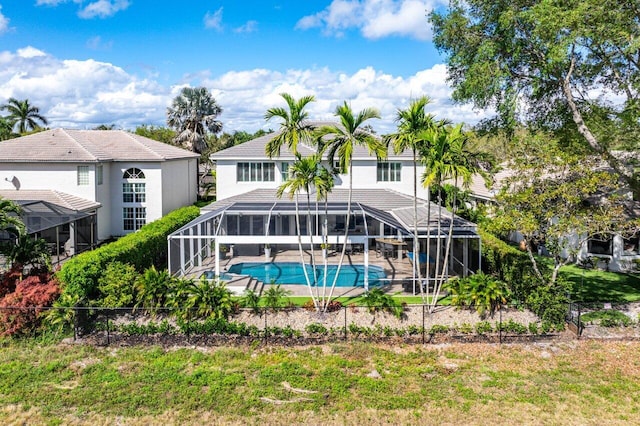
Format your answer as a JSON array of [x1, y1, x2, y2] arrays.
[[0, 1, 491, 132]]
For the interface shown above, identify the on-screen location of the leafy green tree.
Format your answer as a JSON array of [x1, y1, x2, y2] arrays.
[[490, 133, 638, 287], [385, 96, 446, 300], [316, 102, 385, 306], [430, 0, 640, 195], [265, 93, 315, 158], [167, 87, 223, 154], [134, 125, 177, 144], [0, 98, 48, 134]]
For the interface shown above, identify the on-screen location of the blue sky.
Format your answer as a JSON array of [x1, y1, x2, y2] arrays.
[[0, 1, 490, 133]]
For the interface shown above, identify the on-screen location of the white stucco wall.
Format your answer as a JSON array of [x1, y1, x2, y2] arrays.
[[161, 158, 198, 214], [0, 162, 97, 200], [215, 158, 430, 201]]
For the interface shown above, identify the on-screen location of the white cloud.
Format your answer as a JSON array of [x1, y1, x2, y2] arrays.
[[296, 0, 444, 40], [78, 0, 130, 19], [0, 6, 10, 35], [86, 35, 113, 50], [0, 46, 490, 133], [234, 20, 258, 34], [204, 8, 223, 31]]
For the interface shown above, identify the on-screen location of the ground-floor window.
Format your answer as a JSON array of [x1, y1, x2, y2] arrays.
[[623, 233, 639, 256], [588, 234, 613, 256], [123, 207, 146, 231]]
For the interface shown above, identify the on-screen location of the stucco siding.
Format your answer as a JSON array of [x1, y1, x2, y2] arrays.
[[161, 158, 198, 215]]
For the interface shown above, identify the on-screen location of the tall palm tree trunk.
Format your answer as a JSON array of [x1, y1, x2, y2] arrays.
[[321, 198, 330, 309], [325, 162, 353, 310], [429, 185, 444, 313], [306, 192, 319, 301], [412, 150, 425, 300], [295, 193, 317, 309], [431, 178, 458, 312]]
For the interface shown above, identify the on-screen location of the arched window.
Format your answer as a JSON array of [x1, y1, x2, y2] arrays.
[[123, 168, 145, 179], [122, 167, 146, 231]]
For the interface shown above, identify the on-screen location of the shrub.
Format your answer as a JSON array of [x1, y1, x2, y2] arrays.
[[429, 324, 450, 334], [445, 272, 508, 316], [525, 279, 570, 329], [240, 289, 261, 314], [475, 321, 493, 334], [181, 277, 234, 320], [263, 284, 291, 311], [360, 288, 404, 319], [135, 266, 177, 311], [581, 310, 633, 327], [57, 205, 199, 303], [97, 262, 139, 308], [305, 323, 328, 335], [0, 272, 60, 336]]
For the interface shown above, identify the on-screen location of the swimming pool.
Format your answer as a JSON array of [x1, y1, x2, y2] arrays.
[[226, 262, 386, 287]]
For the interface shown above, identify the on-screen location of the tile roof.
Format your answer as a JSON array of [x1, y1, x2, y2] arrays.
[[211, 121, 413, 161], [0, 129, 200, 163], [0, 189, 101, 212]]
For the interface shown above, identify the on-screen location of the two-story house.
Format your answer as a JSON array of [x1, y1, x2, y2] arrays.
[[0, 129, 199, 256], [168, 125, 480, 289]]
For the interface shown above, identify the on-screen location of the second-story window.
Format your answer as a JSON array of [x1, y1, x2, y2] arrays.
[[77, 166, 89, 185], [281, 162, 289, 181], [237, 162, 275, 182], [96, 165, 103, 185], [377, 162, 401, 182]]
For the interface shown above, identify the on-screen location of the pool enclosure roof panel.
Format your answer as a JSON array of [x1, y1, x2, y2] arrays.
[[16, 200, 95, 234]]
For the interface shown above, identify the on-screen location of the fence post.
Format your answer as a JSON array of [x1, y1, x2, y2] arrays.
[[499, 307, 502, 344], [106, 309, 110, 346], [343, 306, 347, 341], [577, 303, 581, 340], [422, 304, 425, 344], [264, 308, 268, 343], [73, 306, 77, 341]]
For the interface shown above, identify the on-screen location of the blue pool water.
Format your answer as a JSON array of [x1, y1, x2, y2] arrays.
[[226, 262, 386, 287]]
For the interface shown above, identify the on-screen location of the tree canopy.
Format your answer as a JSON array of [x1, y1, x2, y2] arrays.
[[167, 87, 223, 154], [0, 98, 48, 135], [430, 0, 640, 194]]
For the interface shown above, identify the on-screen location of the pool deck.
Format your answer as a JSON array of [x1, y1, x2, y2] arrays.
[[187, 248, 437, 297]]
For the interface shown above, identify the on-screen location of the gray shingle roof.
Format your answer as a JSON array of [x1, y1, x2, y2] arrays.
[[0, 189, 101, 212], [211, 121, 413, 161], [0, 129, 200, 162]]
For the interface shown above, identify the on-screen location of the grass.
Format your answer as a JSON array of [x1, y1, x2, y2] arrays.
[[1, 340, 640, 424], [560, 264, 640, 302]]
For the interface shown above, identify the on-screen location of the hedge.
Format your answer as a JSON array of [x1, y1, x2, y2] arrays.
[[57, 205, 200, 302], [479, 228, 531, 283]]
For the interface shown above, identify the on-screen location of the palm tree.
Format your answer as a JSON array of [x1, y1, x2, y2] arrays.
[[166, 87, 223, 154], [265, 93, 316, 158], [277, 153, 327, 309], [422, 124, 488, 311], [0, 197, 25, 237], [316, 102, 384, 306], [1, 98, 48, 134], [0, 116, 15, 141], [384, 96, 444, 300]]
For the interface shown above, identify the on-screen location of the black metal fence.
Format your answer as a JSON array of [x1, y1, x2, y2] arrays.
[[0, 303, 560, 346]]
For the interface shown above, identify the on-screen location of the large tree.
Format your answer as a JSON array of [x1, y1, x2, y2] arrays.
[[0, 98, 48, 134], [385, 96, 446, 300], [431, 0, 640, 195], [317, 102, 385, 305], [166, 87, 223, 154]]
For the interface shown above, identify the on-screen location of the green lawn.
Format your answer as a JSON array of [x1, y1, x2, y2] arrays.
[[560, 264, 640, 302], [1, 340, 639, 424]]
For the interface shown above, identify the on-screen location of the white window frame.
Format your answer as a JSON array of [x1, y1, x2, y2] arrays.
[[377, 162, 401, 182], [123, 207, 146, 231], [237, 162, 275, 182]]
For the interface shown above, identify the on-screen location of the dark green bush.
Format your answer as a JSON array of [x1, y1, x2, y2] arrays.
[[57, 206, 199, 303]]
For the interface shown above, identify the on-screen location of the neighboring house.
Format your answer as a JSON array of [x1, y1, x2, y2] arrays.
[[459, 163, 640, 273], [0, 129, 199, 256], [168, 126, 481, 286]]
